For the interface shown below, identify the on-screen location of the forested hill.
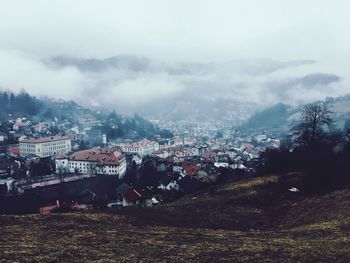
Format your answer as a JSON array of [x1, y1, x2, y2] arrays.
[[0, 90, 171, 139], [240, 103, 293, 131], [0, 90, 92, 122], [241, 94, 350, 132]]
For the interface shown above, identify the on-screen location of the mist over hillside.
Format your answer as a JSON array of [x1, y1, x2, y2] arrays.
[[2, 52, 348, 127], [0, 50, 346, 122], [45, 55, 345, 121], [0, 90, 167, 140], [241, 94, 350, 131], [1, 1, 350, 123]]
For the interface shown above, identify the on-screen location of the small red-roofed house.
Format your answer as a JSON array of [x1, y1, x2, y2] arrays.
[[121, 188, 153, 207], [7, 146, 20, 157], [183, 163, 200, 177]]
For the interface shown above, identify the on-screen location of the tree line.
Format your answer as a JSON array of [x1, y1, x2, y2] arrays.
[[0, 90, 42, 118], [258, 102, 350, 193]]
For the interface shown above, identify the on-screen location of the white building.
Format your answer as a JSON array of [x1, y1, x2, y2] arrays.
[[256, 134, 267, 142], [55, 147, 126, 179], [0, 132, 8, 142], [130, 153, 142, 165], [78, 116, 97, 126], [19, 136, 72, 158], [118, 139, 159, 157], [102, 134, 107, 145], [158, 180, 179, 191], [152, 149, 171, 159]]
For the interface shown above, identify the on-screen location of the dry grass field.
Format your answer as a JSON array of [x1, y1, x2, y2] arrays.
[[1, 173, 350, 262]]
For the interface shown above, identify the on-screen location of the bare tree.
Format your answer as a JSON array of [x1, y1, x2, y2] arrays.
[[294, 102, 334, 147]]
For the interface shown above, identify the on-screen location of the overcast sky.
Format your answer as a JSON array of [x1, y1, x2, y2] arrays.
[[0, 0, 349, 112]]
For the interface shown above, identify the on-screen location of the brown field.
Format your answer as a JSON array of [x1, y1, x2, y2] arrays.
[[1, 173, 350, 262]]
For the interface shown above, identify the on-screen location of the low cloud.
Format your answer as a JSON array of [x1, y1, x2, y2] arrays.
[[0, 50, 84, 100], [0, 1, 349, 119], [0, 50, 348, 119]]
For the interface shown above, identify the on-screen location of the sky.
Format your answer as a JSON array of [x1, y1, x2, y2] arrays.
[[0, 0, 349, 114]]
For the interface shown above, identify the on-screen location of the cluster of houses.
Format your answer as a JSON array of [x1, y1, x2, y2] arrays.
[[0, 112, 284, 214]]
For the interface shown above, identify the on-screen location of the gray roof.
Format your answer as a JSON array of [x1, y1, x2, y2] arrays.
[[116, 183, 132, 195]]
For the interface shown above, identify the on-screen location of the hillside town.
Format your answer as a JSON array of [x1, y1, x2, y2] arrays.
[[0, 112, 282, 214], [2, 1, 350, 261]]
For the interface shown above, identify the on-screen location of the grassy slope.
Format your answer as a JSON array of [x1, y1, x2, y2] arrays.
[[1, 173, 350, 262]]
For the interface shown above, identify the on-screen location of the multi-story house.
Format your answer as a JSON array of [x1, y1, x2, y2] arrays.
[[55, 147, 126, 179], [19, 136, 72, 158], [118, 139, 159, 157]]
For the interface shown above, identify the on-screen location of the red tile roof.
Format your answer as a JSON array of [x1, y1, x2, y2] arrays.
[[70, 147, 124, 166], [203, 151, 216, 158], [123, 189, 142, 201], [56, 153, 67, 159], [125, 139, 155, 148], [183, 164, 200, 176], [8, 146, 20, 156], [243, 143, 254, 153], [21, 136, 70, 144]]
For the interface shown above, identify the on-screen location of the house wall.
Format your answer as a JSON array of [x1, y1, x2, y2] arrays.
[[121, 141, 159, 157], [122, 198, 140, 207], [132, 155, 142, 165], [55, 158, 69, 174], [166, 181, 179, 190], [56, 157, 126, 179], [0, 135, 8, 142], [159, 181, 179, 191], [20, 139, 71, 157]]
